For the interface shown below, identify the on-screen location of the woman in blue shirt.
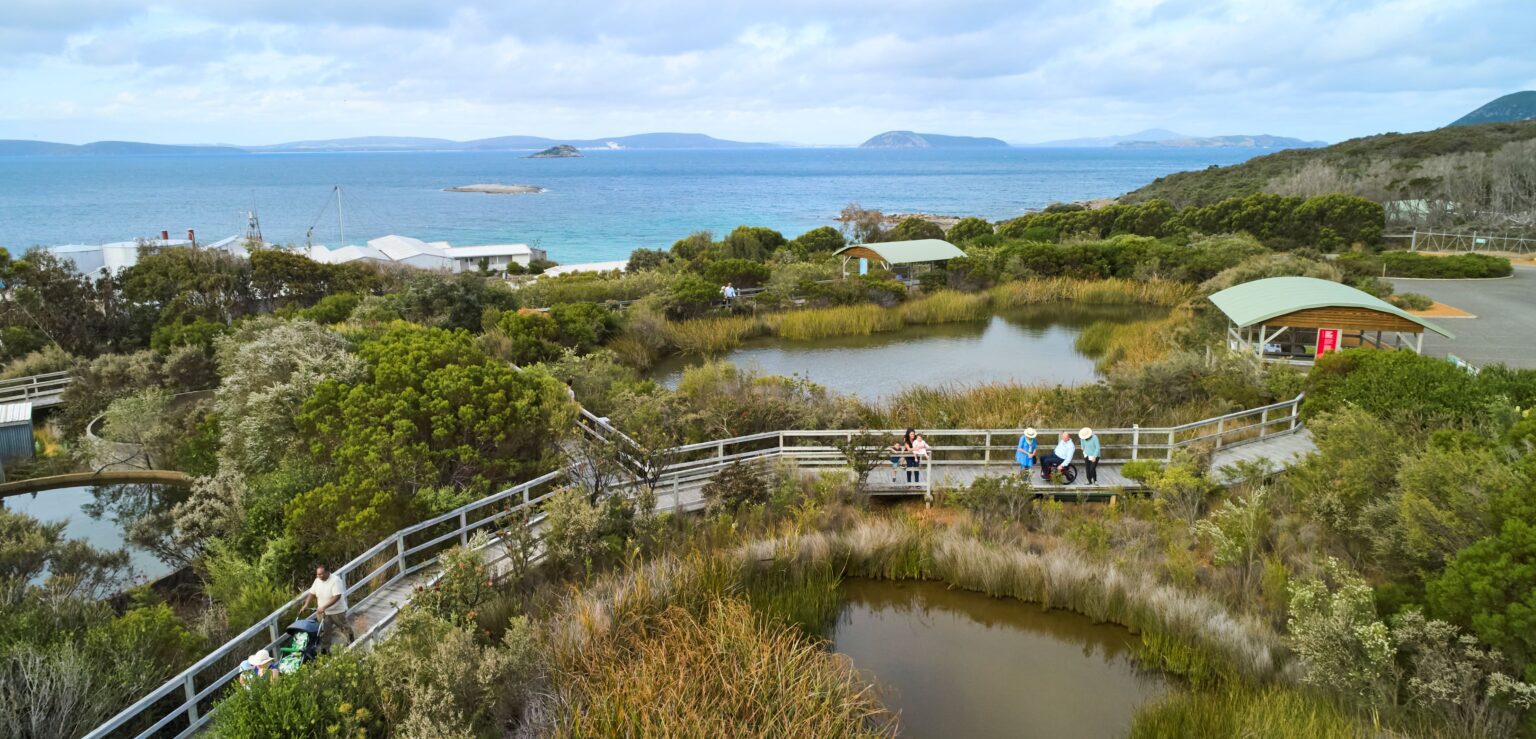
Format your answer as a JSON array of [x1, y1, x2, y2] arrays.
[[1015, 427, 1038, 473]]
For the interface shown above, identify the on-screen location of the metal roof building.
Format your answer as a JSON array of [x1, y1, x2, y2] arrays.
[[1208, 276, 1453, 363], [0, 402, 35, 464], [833, 239, 966, 279]]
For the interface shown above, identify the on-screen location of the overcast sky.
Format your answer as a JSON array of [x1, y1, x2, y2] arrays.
[[1, 0, 1531, 146]]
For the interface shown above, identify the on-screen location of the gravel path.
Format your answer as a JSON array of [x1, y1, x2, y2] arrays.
[[1391, 265, 1536, 369]]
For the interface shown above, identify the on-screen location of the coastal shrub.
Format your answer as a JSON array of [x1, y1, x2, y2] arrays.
[[719, 225, 787, 262], [1389, 291, 1435, 310], [548, 301, 619, 353], [662, 274, 721, 319], [207, 650, 384, 738], [626, 247, 671, 272], [295, 292, 361, 324], [1198, 252, 1343, 293], [518, 269, 671, 308], [1336, 251, 1512, 279], [787, 226, 845, 255], [670, 230, 715, 260], [701, 461, 771, 511], [1304, 349, 1503, 427], [700, 257, 771, 288], [494, 310, 563, 364], [952, 475, 1037, 524], [0, 344, 75, 380], [887, 216, 945, 241], [945, 216, 994, 244], [391, 271, 518, 333], [373, 611, 539, 737], [1428, 513, 1536, 670]]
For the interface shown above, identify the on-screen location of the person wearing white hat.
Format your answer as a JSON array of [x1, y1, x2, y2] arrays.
[[239, 648, 278, 685], [1079, 428, 1100, 485], [1015, 427, 1039, 474]]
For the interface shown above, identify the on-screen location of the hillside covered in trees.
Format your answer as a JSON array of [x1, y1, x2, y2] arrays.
[[1120, 122, 1536, 232]]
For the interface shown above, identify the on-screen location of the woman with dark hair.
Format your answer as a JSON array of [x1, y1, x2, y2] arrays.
[[903, 429, 920, 483]]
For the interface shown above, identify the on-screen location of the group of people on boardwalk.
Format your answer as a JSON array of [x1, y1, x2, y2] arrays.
[[1015, 427, 1100, 485], [889, 428, 931, 483]]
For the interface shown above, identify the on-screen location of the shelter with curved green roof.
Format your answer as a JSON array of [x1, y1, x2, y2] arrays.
[[834, 239, 965, 280], [1207, 276, 1453, 363]]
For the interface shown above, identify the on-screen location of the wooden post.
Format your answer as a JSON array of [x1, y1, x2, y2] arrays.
[[1259, 408, 1269, 439], [396, 537, 407, 577], [983, 432, 991, 465], [1131, 424, 1140, 460], [1215, 417, 1225, 449], [1166, 429, 1175, 461], [924, 455, 933, 508], [459, 511, 469, 545]]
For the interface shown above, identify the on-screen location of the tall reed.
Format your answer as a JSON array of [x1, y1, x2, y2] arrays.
[[767, 304, 903, 340], [662, 314, 766, 355], [1128, 686, 1388, 739], [991, 278, 1194, 309], [898, 290, 992, 324]]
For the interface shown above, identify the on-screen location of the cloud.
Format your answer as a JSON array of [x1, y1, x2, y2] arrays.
[[0, 0, 1531, 144]]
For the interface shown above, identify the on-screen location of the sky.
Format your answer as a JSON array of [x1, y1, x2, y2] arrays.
[[1, 0, 1532, 146]]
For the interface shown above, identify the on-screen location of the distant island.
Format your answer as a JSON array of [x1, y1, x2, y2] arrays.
[[529, 145, 580, 158], [859, 131, 1009, 149], [1115, 135, 1326, 150], [1023, 129, 1188, 148], [0, 139, 246, 157], [443, 183, 544, 194], [1450, 90, 1536, 126]]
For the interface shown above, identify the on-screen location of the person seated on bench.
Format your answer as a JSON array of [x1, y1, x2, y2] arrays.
[[1039, 431, 1076, 482]]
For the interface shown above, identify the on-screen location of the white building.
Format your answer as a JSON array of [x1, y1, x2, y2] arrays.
[[42, 232, 543, 276], [444, 243, 545, 272], [42, 233, 250, 276]]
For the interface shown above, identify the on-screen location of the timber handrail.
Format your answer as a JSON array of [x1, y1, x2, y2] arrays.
[[88, 393, 1304, 737]]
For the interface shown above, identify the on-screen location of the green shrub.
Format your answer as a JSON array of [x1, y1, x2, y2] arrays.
[[663, 274, 721, 319], [1389, 291, 1434, 310], [1337, 251, 1512, 279], [887, 216, 945, 241], [700, 258, 771, 288], [207, 650, 384, 738], [701, 461, 771, 512], [787, 226, 845, 255], [1304, 349, 1504, 427], [297, 293, 361, 324], [945, 217, 994, 244]]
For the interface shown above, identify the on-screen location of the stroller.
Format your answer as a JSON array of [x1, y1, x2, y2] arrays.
[[277, 616, 322, 674]]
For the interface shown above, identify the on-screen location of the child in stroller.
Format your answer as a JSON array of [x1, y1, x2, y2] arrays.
[[277, 615, 323, 674]]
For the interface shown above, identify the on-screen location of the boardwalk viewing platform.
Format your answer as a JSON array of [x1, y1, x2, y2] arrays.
[[0, 370, 70, 408], [86, 394, 1315, 738]]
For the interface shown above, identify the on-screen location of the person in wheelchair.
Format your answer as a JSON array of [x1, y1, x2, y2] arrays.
[[1039, 431, 1077, 484]]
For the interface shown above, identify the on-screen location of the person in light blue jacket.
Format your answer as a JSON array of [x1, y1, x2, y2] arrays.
[[1015, 427, 1038, 473], [1079, 427, 1101, 485]]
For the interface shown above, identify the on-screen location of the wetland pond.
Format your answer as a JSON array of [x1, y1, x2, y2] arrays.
[[3, 483, 182, 585], [650, 304, 1161, 399], [831, 579, 1167, 738]]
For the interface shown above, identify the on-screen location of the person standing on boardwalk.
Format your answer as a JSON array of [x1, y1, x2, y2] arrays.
[[910, 431, 930, 483], [1015, 427, 1038, 473], [721, 282, 737, 304], [888, 435, 909, 483], [298, 563, 355, 649], [1079, 427, 1100, 485], [902, 429, 921, 483]]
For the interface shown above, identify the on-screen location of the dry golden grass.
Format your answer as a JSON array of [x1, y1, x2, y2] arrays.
[[546, 598, 893, 738]]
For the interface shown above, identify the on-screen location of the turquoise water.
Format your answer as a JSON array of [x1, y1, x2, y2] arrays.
[[0, 148, 1259, 263]]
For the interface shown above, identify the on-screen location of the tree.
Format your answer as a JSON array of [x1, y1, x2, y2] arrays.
[[626, 247, 671, 272], [670, 230, 714, 261], [213, 317, 363, 475], [0, 248, 144, 358], [945, 217, 993, 244], [887, 216, 944, 242], [788, 226, 845, 255], [288, 325, 569, 557], [392, 272, 518, 332], [838, 203, 885, 243], [701, 258, 771, 288], [1428, 504, 1536, 670], [662, 274, 720, 319], [494, 310, 563, 365], [122, 246, 253, 325], [548, 301, 618, 352], [719, 226, 786, 262]]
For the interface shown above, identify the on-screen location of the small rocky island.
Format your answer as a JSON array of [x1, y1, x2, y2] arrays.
[[529, 144, 581, 158], [443, 183, 544, 194]]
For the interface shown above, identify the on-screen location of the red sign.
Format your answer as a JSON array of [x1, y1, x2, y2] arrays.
[[1316, 328, 1340, 357]]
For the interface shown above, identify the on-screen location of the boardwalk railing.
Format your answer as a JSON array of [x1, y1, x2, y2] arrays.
[[0, 370, 71, 405], [89, 393, 1304, 737]]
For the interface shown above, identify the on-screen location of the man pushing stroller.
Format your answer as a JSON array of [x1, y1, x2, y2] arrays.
[[297, 563, 355, 649]]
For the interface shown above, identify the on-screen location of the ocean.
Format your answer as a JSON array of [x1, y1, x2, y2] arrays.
[[0, 147, 1260, 264]]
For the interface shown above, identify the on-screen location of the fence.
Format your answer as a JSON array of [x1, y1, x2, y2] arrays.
[[88, 393, 1304, 737], [0, 370, 71, 405], [1392, 229, 1536, 254]]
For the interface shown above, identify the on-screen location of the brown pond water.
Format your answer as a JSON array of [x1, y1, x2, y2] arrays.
[[649, 304, 1163, 400], [831, 579, 1166, 738]]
